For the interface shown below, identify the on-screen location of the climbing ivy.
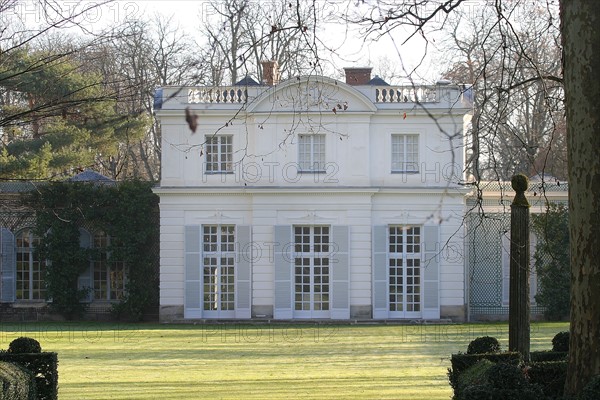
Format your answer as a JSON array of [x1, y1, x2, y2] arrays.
[[531, 203, 570, 320], [24, 181, 159, 321]]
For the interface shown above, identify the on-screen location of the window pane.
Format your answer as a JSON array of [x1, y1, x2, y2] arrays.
[[205, 136, 233, 172], [202, 225, 236, 312], [298, 135, 326, 171], [391, 134, 419, 172], [293, 226, 330, 313], [388, 226, 422, 314]]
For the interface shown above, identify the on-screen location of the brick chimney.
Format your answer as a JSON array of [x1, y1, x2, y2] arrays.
[[344, 67, 372, 85], [261, 60, 280, 86]]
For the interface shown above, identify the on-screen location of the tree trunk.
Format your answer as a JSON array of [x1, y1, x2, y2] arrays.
[[561, 0, 600, 395]]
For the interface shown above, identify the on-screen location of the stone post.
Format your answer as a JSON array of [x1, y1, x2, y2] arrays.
[[508, 174, 531, 360]]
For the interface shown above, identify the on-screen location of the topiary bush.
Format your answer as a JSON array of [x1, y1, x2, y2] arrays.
[[467, 336, 501, 354], [8, 337, 42, 354], [0, 352, 58, 400], [581, 375, 600, 400], [458, 362, 543, 400], [459, 383, 493, 400], [448, 352, 522, 394], [456, 359, 494, 399], [529, 350, 568, 362], [0, 361, 37, 400], [486, 362, 527, 390], [527, 361, 567, 399], [551, 331, 569, 352]]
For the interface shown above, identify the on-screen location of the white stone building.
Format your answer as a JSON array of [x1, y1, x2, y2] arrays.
[[154, 64, 472, 322]]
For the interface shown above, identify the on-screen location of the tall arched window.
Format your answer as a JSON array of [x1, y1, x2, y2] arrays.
[[93, 231, 126, 301], [16, 229, 45, 300]]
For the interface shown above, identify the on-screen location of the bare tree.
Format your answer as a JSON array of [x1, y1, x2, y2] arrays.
[[85, 15, 202, 180], [440, 2, 565, 181], [198, 0, 322, 85], [342, 0, 599, 395]]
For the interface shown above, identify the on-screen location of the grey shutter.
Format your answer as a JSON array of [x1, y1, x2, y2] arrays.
[[1, 228, 16, 303], [273, 225, 292, 319], [422, 225, 440, 319], [184, 225, 202, 318], [78, 229, 93, 302], [236, 225, 252, 319], [372, 225, 388, 319], [330, 225, 350, 319]]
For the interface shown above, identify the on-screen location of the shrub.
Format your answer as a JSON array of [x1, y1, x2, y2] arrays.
[[459, 384, 493, 400], [486, 362, 527, 389], [8, 337, 42, 354], [467, 336, 501, 354], [527, 361, 567, 399], [581, 375, 600, 400], [456, 359, 494, 398], [0, 352, 58, 400], [529, 351, 568, 362], [551, 331, 569, 352], [0, 361, 36, 400], [458, 362, 543, 400], [531, 203, 570, 320], [448, 352, 521, 394]]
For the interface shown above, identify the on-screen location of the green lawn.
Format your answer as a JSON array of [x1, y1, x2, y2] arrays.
[[0, 321, 568, 399]]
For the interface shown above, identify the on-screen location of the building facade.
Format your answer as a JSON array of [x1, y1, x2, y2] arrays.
[[0, 171, 147, 320], [154, 65, 473, 322]]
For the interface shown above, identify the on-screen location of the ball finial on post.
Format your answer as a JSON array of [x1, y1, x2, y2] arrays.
[[511, 174, 530, 207]]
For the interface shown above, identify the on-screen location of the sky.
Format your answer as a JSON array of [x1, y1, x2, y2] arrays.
[[11, 0, 447, 83]]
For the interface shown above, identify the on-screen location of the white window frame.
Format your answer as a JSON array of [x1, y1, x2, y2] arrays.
[[15, 229, 46, 301], [293, 225, 331, 318], [391, 134, 419, 173], [92, 231, 127, 302], [202, 224, 236, 317], [205, 135, 233, 173], [298, 134, 326, 172], [388, 225, 422, 317]]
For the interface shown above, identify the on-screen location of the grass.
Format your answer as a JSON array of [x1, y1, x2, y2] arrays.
[[0, 321, 568, 399]]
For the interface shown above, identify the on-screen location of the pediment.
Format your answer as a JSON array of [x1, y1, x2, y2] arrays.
[[247, 76, 377, 114]]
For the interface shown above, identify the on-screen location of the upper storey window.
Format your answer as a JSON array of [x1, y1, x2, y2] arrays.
[[391, 134, 419, 173], [298, 134, 325, 172], [205, 135, 233, 173]]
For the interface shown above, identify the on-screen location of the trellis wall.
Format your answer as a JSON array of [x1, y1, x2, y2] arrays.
[[466, 180, 568, 321]]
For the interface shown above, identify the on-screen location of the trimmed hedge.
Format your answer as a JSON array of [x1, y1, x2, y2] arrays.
[[0, 361, 37, 400], [529, 351, 568, 362], [455, 359, 494, 398], [0, 352, 58, 400], [582, 375, 600, 400], [526, 361, 567, 399], [448, 352, 522, 393], [456, 362, 543, 400]]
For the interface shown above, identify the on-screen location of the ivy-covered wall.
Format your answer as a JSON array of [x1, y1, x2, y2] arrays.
[[23, 180, 159, 321]]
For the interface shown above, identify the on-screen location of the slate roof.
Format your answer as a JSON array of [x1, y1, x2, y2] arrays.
[[368, 75, 390, 86], [68, 170, 115, 184], [235, 75, 261, 86]]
